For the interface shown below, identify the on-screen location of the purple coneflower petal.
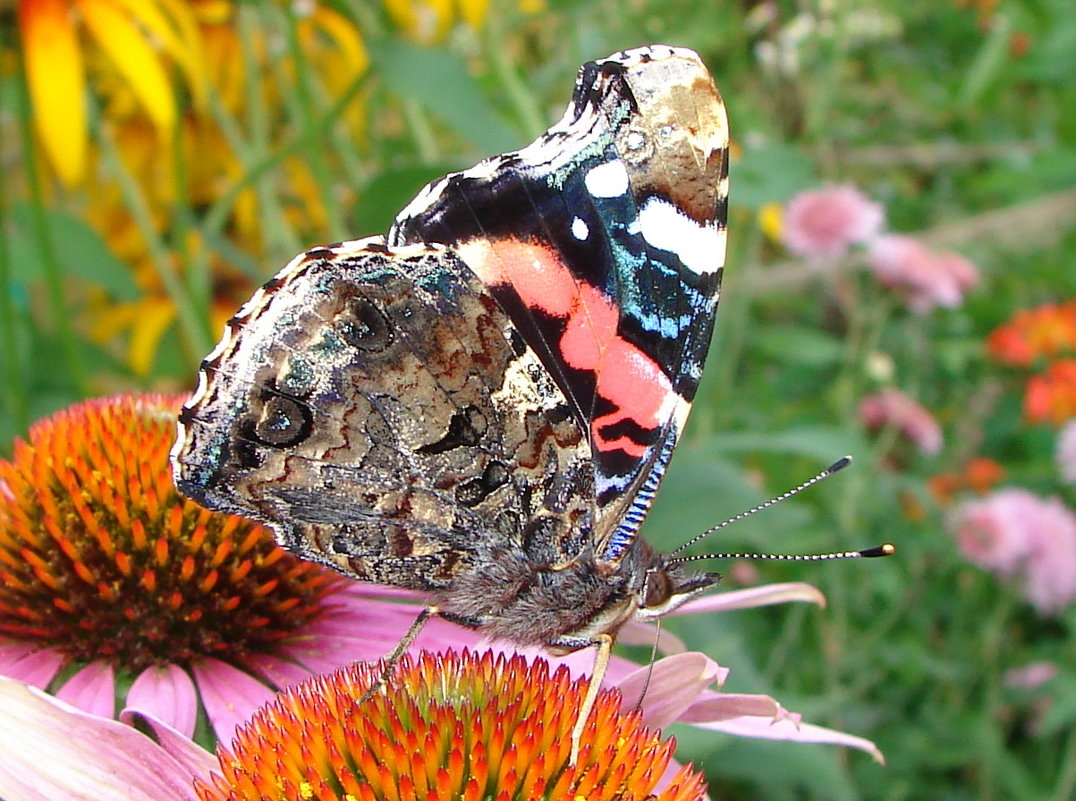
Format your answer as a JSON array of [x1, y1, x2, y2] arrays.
[[241, 651, 316, 690], [55, 659, 115, 717], [678, 691, 783, 722], [191, 657, 275, 743], [618, 652, 726, 728], [674, 582, 827, 614], [119, 709, 217, 781], [0, 676, 203, 801], [127, 663, 199, 737], [617, 621, 689, 653], [693, 714, 885, 763], [0, 641, 65, 688]]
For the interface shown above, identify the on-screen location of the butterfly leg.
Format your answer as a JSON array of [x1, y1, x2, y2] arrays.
[[568, 632, 613, 765], [360, 604, 438, 701]]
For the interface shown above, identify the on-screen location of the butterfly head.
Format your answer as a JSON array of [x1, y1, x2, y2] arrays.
[[634, 547, 719, 622]]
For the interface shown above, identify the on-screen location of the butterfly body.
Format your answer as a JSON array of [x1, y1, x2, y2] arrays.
[[172, 44, 729, 655]]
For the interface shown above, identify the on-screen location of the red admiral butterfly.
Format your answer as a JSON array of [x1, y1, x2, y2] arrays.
[[174, 45, 737, 754]]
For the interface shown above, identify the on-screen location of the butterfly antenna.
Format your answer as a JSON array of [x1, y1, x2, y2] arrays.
[[667, 456, 895, 564], [630, 618, 663, 713]]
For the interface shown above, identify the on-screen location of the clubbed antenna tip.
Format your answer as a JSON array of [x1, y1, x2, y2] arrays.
[[859, 543, 896, 558], [827, 455, 853, 474]]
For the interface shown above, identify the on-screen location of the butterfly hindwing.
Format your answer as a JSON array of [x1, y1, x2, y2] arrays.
[[173, 238, 596, 590]]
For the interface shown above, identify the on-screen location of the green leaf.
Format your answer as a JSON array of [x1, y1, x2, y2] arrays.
[[732, 143, 817, 210], [752, 325, 846, 368], [370, 41, 519, 154], [354, 165, 462, 234], [704, 426, 868, 464], [9, 204, 139, 300]]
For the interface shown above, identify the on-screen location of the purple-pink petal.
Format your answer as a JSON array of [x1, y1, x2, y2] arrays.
[[190, 657, 275, 744], [0, 640, 65, 689], [695, 715, 885, 763], [55, 659, 115, 718], [678, 691, 782, 723], [616, 652, 726, 728], [240, 652, 315, 691], [617, 621, 689, 653], [0, 676, 204, 801], [119, 709, 218, 783], [674, 582, 827, 615], [127, 663, 199, 738]]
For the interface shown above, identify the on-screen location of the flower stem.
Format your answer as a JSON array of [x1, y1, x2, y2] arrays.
[[13, 72, 85, 394]]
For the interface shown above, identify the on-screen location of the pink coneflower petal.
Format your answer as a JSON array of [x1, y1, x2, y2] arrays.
[[191, 657, 275, 743], [617, 652, 726, 728], [674, 582, 827, 614], [0, 641, 65, 688], [118, 708, 218, 780], [618, 621, 689, 653], [1003, 661, 1058, 690], [241, 652, 316, 691], [694, 715, 885, 763], [0, 676, 203, 801], [679, 692, 783, 722], [127, 663, 199, 738], [55, 659, 115, 718]]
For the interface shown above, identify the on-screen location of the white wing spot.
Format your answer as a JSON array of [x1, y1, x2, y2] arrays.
[[584, 161, 629, 198], [638, 198, 722, 276], [571, 217, 589, 240]]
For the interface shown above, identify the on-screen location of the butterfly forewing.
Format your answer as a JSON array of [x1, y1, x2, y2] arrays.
[[389, 46, 728, 566]]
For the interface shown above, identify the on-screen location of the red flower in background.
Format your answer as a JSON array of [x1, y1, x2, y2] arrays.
[[1025, 360, 1076, 425], [985, 301, 1076, 366], [929, 457, 1005, 504], [987, 301, 1076, 367]]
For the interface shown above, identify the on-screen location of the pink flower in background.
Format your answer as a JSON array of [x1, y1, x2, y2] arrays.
[[1022, 496, 1076, 614], [949, 488, 1042, 575], [868, 234, 979, 313], [782, 184, 885, 259], [1057, 420, 1076, 484], [949, 488, 1076, 614], [1004, 661, 1058, 690], [859, 388, 943, 456]]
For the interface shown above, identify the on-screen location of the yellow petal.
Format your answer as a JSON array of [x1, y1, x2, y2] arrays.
[[457, 0, 490, 30], [311, 7, 369, 77], [127, 297, 176, 376], [78, 0, 176, 137], [112, 0, 208, 107], [19, 0, 87, 185], [382, 0, 418, 35]]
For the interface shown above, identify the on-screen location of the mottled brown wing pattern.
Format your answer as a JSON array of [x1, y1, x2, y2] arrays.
[[172, 237, 596, 591]]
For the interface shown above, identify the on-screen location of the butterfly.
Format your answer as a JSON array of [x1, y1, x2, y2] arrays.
[[172, 44, 729, 756]]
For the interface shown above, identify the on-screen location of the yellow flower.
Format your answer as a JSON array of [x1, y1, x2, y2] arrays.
[[382, 0, 490, 42], [17, 0, 207, 186], [758, 201, 784, 244]]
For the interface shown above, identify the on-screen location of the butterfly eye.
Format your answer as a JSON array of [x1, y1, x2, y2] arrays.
[[641, 568, 673, 609]]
